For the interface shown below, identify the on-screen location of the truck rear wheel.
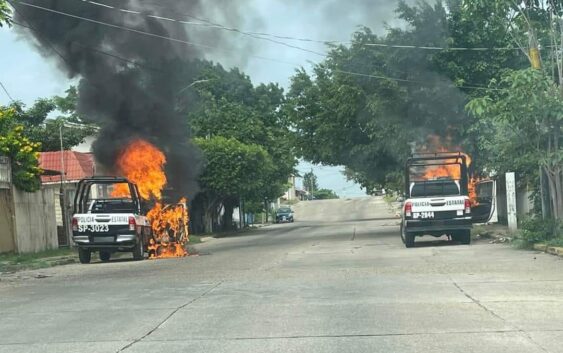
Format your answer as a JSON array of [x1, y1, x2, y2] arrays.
[[132, 235, 145, 261], [401, 225, 415, 248], [78, 248, 91, 264], [458, 230, 471, 245]]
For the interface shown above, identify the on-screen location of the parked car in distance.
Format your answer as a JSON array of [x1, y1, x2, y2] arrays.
[[275, 207, 294, 223]]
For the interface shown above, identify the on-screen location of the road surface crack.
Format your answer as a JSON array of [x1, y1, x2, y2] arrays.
[[116, 282, 222, 352], [452, 281, 550, 353]]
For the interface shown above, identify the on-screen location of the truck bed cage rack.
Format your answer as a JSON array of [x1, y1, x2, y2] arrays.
[[77, 176, 131, 182], [409, 162, 464, 167], [411, 152, 463, 157], [405, 151, 469, 197]]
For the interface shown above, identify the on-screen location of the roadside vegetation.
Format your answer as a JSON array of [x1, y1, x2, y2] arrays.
[[1, 0, 561, 244], [0, 248, 75, 273], [513, 218, 563, 249], [286, 1, 562, 232]]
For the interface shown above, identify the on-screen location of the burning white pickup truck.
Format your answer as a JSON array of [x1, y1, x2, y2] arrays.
[[400, 153, 494, 248], [72, 176, 189, 263], [72, 177, 151, 263]]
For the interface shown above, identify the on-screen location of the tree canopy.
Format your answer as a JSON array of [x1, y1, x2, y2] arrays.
[[0, 106, 41, 192], [286, 0, 532, 193], [5, 88, 96, 152], [0, 0, 11, 27], [184, 62, 297, 232]]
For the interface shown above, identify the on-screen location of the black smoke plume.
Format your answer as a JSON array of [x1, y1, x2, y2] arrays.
[[12, 0, 245, 199]]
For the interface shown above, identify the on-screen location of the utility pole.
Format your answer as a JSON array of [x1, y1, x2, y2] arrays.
[[528, 29, 552, 219], [59, 123, 70, 247], [309, 168, 314, 201]]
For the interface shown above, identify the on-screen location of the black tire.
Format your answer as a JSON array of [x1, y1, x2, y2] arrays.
[[458, 230, 471, 245], [132, 234, 145, 261], [404, 232, 415, 248], [401, 224, 415, 248], [99, 251, 111, 262], [78, 248, 91, 264]]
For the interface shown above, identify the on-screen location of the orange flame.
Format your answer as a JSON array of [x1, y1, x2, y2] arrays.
[[418, 135, 480, 205], [112, 139, 167, 200], [147, 199, 189, 259], [112, 139, 189, 259]]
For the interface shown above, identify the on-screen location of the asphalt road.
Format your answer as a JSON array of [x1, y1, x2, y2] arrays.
[[1, 197, 563, 353]]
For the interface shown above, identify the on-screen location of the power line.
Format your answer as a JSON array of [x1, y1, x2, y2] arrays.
[[15, 1, 503, 91], [16, 1, 301, 67], [335, 69, 505, 91], [73, 0, 327, 57], [0, 81, 15, 102], [77, 0, 526, 53]]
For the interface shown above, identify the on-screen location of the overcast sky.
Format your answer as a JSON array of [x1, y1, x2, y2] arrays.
[[0, 0, 408, 197]]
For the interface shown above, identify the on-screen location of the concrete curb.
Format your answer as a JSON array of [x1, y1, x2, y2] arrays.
[[533, 243, 548, 252], [533, 243, 563, 258]]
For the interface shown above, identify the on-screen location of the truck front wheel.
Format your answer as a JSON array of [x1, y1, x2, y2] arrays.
[[78, 248, 91, 264]]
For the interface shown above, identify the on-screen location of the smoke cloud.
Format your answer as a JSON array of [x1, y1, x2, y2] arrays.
[[12, 0, 256, 199]]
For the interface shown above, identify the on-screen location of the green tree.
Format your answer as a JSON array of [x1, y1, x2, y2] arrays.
[[187, 62, 297, 230], [468, 70, 563, 221], [8, 89, 96, 152], [302, 171, 318, 195], [286, 0, 530, 192], [0, 106, 41, 192], [314, 189, 339, 200], [194, 136, 275, 231], [0, 0, 11, 27]]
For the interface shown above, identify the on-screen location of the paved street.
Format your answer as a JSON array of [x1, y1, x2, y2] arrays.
[[1, 197, 563, 353]]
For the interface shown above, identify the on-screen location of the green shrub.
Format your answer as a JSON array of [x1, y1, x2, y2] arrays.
[[517, 217, 561, 246]]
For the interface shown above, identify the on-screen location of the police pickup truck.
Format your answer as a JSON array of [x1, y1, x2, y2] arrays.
[[71, 177, 152, 263], [400, 153, 494, 248]]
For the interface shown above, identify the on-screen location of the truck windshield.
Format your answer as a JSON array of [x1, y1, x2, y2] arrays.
[[410, 180, 460, 197]]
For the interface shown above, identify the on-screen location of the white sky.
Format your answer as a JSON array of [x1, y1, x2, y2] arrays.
[[0, 0, 407, 197]]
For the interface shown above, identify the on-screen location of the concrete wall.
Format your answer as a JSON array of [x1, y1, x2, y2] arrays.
[[12, 187, 58, 253], [0, 189, 15, 253]]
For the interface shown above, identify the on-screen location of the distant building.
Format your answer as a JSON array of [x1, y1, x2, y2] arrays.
[[39, 151, 96, 245]]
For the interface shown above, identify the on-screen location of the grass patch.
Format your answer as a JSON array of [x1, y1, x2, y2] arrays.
[[0, 248, 75, 273], [511, 238, 533, 249], [383, 194, 395, 203], [547, 237, 563, 247], [188, 235, 202, 244]]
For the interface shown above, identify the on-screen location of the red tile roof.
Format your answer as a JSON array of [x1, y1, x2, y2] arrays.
[[39, 151, 95, 183]]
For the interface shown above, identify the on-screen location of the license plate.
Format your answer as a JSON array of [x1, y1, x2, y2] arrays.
[[414, 212, 435, 219], [78, 224, 109, 232]]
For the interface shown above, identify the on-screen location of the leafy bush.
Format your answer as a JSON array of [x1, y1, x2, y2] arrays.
[[517, 217, 562, 247]]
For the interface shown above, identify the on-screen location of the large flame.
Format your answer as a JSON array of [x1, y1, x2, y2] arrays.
[[113, 139, 188, 259], [112, 139, 167, 200], [418, 136, 480, 205], [147, 199, 189, 259]]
